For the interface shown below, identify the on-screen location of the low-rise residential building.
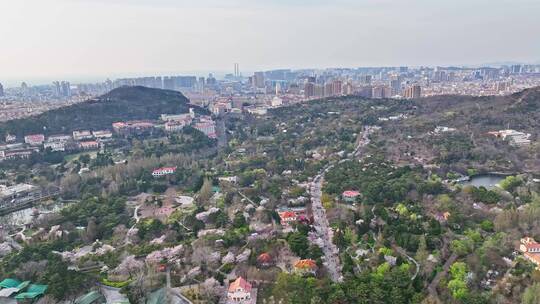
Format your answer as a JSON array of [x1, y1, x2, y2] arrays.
[[0, 148, 37, 161], [294, 259, 318, 275], [520, 237, 540, 267], [194, 120, 217, 138], [277, 207, 307, 227], [227, 277, 253, 304], [488, 129, 532, 146], [164, 121, 188, 132], [24, 134, 45, 146], [47, 134, 71, 142], [342, 190, 361, 203], [92, 130, 113, 139], [112, 121, 155, 136], [79, 141, 99, 150], [218, 176, 238, 184], [44, 141, 66, 152], [160, 108, 195, 122], [257, 253, 273, 268], [5, 134, 16, 143], [152, 167, 177, 178], [44, 134, 71, 152], [245, 107, 268, 115], [278, 211, 297, 226], [211, 102, 232, 116], [0, 184, 40, 205], [434, 126, 457, 134], [73, 130, 93, 141]]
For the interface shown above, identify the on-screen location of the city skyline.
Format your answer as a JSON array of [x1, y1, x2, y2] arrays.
[[1, 61, 539, 88], [1, 0, 540, 86]]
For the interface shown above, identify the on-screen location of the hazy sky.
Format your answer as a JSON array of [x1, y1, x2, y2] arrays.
[[1, 0, 539, 85]]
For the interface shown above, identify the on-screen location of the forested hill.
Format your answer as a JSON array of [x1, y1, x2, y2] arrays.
[[0, 86, 209, 137]]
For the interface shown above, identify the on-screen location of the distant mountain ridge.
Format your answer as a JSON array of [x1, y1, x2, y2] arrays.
[[0, 86, 208, 138]]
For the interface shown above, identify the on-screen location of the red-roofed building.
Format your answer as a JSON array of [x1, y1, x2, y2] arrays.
[[520, 237, 540, 253], [520, 237, 540, 268], [277, 207, 307, 227], [227, 277, 252, 303], [294, 259, 318, 275], [278, 211, 297, 226], [342, 190, 360, 203], [152, 167, 177, 178], [257, 253, 273, 268], [24, 134, 45, 146]]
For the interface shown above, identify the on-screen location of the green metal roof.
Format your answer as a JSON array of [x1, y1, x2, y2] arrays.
[[16, 281, 31, 290], [0, 279, 21, 289], [74, 290, 106, 304], [146, 288, 166, 304], [15, 284, 48, 300], [26, 284, 48, 294]]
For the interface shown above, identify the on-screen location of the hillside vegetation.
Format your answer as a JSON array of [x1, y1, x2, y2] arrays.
[[0, 86, 208, 137]]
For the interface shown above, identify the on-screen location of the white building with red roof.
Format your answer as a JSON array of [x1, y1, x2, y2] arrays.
[[277, 207, 308, 228], [278, 210, 298, 226], [152, 166, 177, 178], [520, 237, 540, 267], [342, 190, 360, 203], [227, 277, 254, 304], [24, 134, 45, 146]]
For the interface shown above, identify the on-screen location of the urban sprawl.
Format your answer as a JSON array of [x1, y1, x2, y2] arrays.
[[2, 64, 540, 121]]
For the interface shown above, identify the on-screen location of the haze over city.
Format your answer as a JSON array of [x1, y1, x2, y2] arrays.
[[2, 1, 540, 303], [1, 0, 540, 86]]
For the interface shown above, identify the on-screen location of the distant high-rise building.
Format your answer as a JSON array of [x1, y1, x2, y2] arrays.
[[163, 77, 174, 90], [342, 82, 354, 95], [53, 81, 71, 97], [61, 81, 71, 97], [362, 75, 372, 84], [332, 80, 342, 96], [53, 81, 61, 97], [304, 82, 315, 98], [198, 77, 205, 92], [495, 81, 508, 92], [314, 84, 324, 98], [207, 74, 217, 86], [234, 63, 240, 77], [358, 86, 372, 98], [265, 69, 290, 81], [324, 82, 333, 97], [372, 86, 392, 99], [433, 70, 447, 82], [0, 82, 3, 97], [404, 85, 422, 99], [155, 76, 163, 89], [275, 82, 281, 95], [253, 72, 265, 88]]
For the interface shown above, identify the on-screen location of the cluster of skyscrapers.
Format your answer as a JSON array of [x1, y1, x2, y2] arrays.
[[1, 63, 540, 122], [52, 81, 71, 98]]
